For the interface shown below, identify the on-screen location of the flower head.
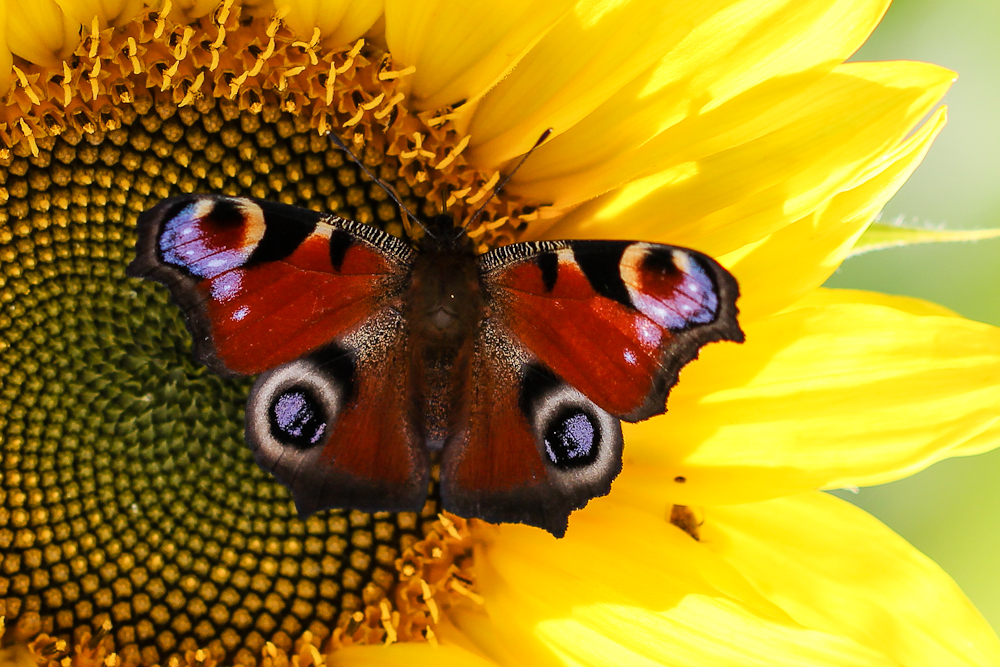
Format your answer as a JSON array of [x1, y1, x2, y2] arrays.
[[0, 1, 998, 666]]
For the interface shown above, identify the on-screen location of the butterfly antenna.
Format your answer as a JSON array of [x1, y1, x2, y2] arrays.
[[328, 132, 432, 238], [458, 128, 553, 238]]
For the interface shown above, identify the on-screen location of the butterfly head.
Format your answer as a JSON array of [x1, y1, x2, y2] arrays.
[[416, 213, 475, 254]]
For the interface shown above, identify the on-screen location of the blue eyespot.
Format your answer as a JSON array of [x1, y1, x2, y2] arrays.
[[269, 388, 328, 448], [544, 410, 598, 468]]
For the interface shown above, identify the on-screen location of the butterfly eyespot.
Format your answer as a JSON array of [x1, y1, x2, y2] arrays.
[[245, 345, 354, 474], [269, 387, 328, 448], [520, 364, 623, 482], [543, 409, 599, 468]]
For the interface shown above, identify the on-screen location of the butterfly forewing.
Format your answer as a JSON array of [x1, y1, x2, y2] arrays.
[[128, 194, 415, 376], [478, 240, 743, 421]]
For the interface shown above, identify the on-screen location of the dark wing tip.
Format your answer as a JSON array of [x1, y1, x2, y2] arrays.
[[124, 194, 246, 378], [622, 249, 744, 423]]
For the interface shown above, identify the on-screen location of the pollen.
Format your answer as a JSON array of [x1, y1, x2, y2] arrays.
[[0, 2, 528, 664]]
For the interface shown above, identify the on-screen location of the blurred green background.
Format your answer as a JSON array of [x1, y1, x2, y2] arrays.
[[827, 0, 1000, 629]]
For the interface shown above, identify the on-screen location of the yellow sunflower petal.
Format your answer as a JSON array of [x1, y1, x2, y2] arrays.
[[949, 423, 1000, 457], [384, 0, 574, 111], [538, 61, 952, 254], [464, 497, 896, 667], [723, 105, 947, 323], [163, 0, 217, 21], [801, 287, 960, 317], [6, 0, 80, 68], [277, 0, 383, 49], [622, 288, 1000, 506], [0, 1, 12, 94], [706, 492, 1000, 667], [52, 0, 145, 28], [468, 0, 891, 169]]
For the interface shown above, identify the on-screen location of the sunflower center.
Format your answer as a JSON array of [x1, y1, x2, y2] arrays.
[[0, 3, 536, 665]]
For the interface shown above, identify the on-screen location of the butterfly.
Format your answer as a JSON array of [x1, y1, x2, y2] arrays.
[[127, 193, 743, 537]]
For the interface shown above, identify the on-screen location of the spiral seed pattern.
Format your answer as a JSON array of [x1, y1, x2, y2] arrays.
[[0, 97, 448, 667]]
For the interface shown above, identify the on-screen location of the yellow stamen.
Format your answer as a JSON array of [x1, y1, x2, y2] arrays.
[[486, 216, 510, 230], [87, 58, 101, 98], [402, 132, 436, 160], [343, 108, 365, 128], [308, 644, 326, 667], [174, 26, 196, 60], [247, 34, 276, 77], [446, 186, 473, 208], [278, 65, 306, 91], [419, 578, 440, 622], [215, 0, 234, 24], [292, 27, 323, 66], [325, 62, 338, 104], [11, 66, 40, 105], [374, 92, 406, 120], [380, 599, 398, 645], [88, 17, 100, 58], [211, 25, 227, 50], [379, 65, 417, 81], [16, 119, 38, 158], [228, 71, 248, 97], [335, 56, 358, 75], [435, 134, 471, 170], [61, 63, 73, 106], [160, 60, 180, 91], [267, 9, 286, 38], [126, 37, 141, 74], [467, 171, 502, 204], [426, 112, 458, 128], [360, 93, 385, 111], [179, 72, 205, 106], [450, 578, 485, 605]]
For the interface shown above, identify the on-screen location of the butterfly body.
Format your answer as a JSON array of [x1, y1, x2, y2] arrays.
[[405, 236, 483, 449], [128, 194, 743, 536]]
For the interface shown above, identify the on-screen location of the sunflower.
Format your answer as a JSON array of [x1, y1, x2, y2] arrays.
[[0, 0, 998, 666]]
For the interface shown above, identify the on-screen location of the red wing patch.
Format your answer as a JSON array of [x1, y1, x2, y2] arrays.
[[127, 195, 415, 376], [480, 240, 743, 421]]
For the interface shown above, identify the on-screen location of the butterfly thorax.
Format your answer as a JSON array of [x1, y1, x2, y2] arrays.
[[405, 240, 483, 449]]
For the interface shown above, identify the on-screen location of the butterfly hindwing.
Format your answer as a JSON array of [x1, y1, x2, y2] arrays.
[[128, 194, 428, 514], [479, 240, 743, 421], [245, 315, 429, 515], [127, 194, 415, 376], [441, 321, 624, 537]]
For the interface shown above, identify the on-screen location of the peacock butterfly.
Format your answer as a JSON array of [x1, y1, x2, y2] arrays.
[[127, 161, 743, 537]]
